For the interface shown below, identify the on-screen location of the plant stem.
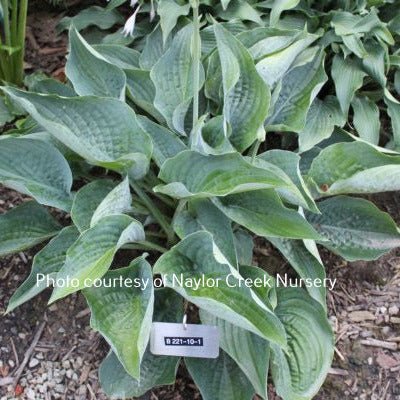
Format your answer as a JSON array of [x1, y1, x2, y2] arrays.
[[15, 0, 28, 86], [0, 36, 8, 81], [10, 0, 18, 75], [129, 178, 175, 244], [140, 181, 176, 208], [250, 140, 261, 163], [2, 0, 11, 47], [145, 168, 162, 186], [1, 0, 11, 82], [191, 0, 201, 131], [11, 0, 18, 44], [146, 231, 167, 239], [124, 241, 168, 254], [0, 0, 27, 85]]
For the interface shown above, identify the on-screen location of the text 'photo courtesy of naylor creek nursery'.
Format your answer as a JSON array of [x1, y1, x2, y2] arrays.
[[0, 0, 400, 399]]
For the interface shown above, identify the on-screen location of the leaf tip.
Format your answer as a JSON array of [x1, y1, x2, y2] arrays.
[[48, 289, 64, 305]]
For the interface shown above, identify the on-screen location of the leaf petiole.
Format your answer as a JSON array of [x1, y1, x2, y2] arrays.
[[124, 241, 168, 254], [129, 177, 175, 244]]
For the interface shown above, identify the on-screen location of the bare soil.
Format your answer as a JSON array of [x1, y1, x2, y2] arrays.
[[0, 2, 399, 399]]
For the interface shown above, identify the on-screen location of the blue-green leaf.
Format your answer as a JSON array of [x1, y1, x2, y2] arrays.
[[2, 88, 152, 178], [306, 196, 400, 261], [84, 257, 154, 379], [0, 201, 61, 257], [66, 27, 126, 99], [7, 226, 79, 312], [154, 231, 287, 346], [214, 22, 270, 151], [0, 138, 73, 211], [50, 214, 145, 302]]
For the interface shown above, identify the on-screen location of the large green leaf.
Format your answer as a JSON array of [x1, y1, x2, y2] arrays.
[[268, 238, 326, 308], [7, 226, 80, 313], [66, 28, 126, 99], [331, 55, 366, 116], [153, 231, 287, 346], [204, 50, 224, 107], [100, 344, 178, 398], [31, 78, 76, 97], [186, 351, 254, 400], [384, 90, 400, 150], [217, 0, 263, 25], [239, 265, 277, 309], [201, 21, 246, 55], [139, 26, 172, 70], [258, 150, 318, 212], [306, 196, 400, 261], [214, 23, 270, 151], [238, 27, 300, 61], [395, 70, 400, 95], [99, 289, 182, 397], [266, 51, 327, 132], [308, 142, 400, 195], [157, 0, 190, 43], [56, 6, 123, 33], [212, 190, 321, 240], [90, 177, 132, 227], [234, 229, 254, 265], [154, 151, 297, 199], [269, 0, 300, 26], [351, 95, 380, 145], [299, 96, 345, 152], [49, 214, 145, 302], [137, 115, 186, 168], [125, 69, 165, 122], [0, 138, 73, 211], [0, 96, 14, 125], [200, 310, 269, 399], [0, 201, 61, 257], [150, 24, 205, 134], [173, 199, 238, 268], [361, 41, 386, 88], [331, 10, 393, 50], [199, 116, 231, 153], [271, 288, 334, 400], [256, 30, 319, 87], [71, 180, 116, 233], [2, 88, 152, 178], [342, 35, 367, 59], [190, 115, 236, 155], [84, 257, 154, 379], [92, 44, 140, 69]]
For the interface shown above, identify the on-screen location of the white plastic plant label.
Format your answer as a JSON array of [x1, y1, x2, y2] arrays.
[[150, 322, 220, 358]]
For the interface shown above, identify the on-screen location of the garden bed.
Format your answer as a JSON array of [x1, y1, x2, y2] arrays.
[[0, 0, 400, 399], [1, 185, 399, 399]]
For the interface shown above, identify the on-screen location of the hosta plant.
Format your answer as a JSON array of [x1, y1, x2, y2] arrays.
[[1, 0, 400, 399]]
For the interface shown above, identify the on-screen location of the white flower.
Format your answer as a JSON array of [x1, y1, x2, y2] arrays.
[[122, 5, 141, 37], [150, 0, 155, 21]]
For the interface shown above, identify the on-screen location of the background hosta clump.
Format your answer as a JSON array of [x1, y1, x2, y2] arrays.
[[1, 0, 400, 399]]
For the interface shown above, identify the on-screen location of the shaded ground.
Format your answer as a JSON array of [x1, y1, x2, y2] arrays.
[[1, 1, 400, 399]]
